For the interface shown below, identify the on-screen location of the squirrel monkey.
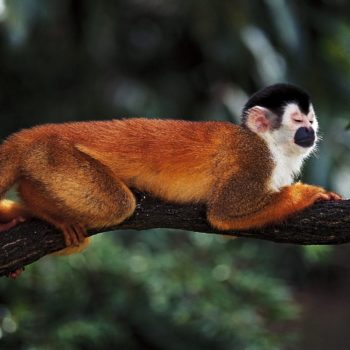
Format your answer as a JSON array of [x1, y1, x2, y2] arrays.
[[0, 83, 341, 277]]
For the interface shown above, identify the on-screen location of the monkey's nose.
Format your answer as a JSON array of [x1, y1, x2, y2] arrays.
[[294, 127, 315, 148]]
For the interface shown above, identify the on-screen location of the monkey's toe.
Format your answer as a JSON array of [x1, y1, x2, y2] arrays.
[[61, 224, 87, 247], [73, 224, 86, 243], [327, 192, 343, 201]]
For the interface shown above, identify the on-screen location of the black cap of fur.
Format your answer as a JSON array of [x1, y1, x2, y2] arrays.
[[241, 83, 311, 125]]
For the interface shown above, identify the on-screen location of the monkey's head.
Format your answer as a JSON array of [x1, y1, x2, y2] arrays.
[[242, 83, 318, 157]]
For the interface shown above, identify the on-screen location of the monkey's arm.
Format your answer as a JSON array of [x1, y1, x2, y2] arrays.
[[207, 183, 340, 231]]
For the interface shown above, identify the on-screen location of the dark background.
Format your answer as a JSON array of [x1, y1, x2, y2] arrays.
[[0, 1, 350, 349]]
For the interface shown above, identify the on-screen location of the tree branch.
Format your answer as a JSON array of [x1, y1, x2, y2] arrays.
[[0, 190, 349, 277]]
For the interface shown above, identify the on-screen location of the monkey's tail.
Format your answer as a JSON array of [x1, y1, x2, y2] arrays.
[[0, 136, 22, 197]]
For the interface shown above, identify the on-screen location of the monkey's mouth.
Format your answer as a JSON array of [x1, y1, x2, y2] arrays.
[[294, 127, 315, 148]]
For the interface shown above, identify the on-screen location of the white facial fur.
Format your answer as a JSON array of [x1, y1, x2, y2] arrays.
[[248, 103, 318, 192]]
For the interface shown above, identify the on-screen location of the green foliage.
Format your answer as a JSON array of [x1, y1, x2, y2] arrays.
[[0, 233, 299, 349], [303, 245, 332, 264]]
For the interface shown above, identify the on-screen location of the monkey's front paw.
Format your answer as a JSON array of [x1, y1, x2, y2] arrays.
[[315, 191, 343, 202]]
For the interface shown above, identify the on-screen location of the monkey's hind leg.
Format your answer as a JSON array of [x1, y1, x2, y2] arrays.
[[19, 142, 136, 255]]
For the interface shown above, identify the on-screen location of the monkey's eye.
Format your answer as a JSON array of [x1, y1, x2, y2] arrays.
[[293, 119, 303, 123], [309, 120, 314, 124]]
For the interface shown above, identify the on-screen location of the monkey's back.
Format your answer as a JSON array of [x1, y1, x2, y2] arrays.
[[9, 119, 269, 203]]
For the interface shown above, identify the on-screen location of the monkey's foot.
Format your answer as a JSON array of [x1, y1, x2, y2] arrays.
[[61, 224, 87, 247], [0, 217, 26, 232], [7, 268, 24, 279]]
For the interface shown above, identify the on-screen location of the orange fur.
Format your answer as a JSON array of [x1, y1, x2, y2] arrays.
[[208, 183, 332, 230], [0, 118, 339, 255]]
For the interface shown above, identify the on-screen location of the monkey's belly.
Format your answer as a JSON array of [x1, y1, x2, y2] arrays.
[[123, 171, 213, 203]]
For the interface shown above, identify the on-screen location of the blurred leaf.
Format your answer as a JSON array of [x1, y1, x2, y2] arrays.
[[303, 245, 332, 264]]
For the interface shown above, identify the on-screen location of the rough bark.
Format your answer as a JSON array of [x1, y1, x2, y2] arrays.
[[0, 191, 349, 277]]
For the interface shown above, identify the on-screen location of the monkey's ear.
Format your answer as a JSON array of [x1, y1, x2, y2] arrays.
[[245, 106, 271, 133]]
